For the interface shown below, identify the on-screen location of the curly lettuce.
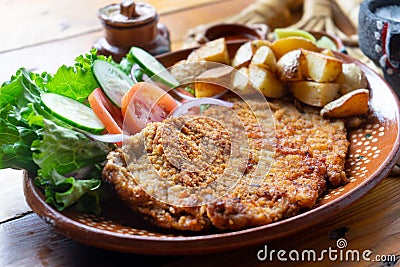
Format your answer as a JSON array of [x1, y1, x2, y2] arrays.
[[0, 49, 116, 214], [32, 119, 110, 178], [0, 69, 44, 172], [44, 49, 111, 102]]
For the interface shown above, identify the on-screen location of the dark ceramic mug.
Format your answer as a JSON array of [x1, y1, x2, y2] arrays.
[[358, 0, 400, 96]]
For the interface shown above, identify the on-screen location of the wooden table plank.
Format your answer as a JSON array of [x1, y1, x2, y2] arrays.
[[0, 31, 103, 82], [0, 0, 109, 53], [0, 169, 30, 223], [0, 0, 248, 82], [165, 177, 400, 267], [1, 177, 398, 266], [148, 0, 234, 15], [0, 0, 232, 53], [0, 213, 177, 267]]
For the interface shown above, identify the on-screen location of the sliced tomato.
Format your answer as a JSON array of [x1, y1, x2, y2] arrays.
[[121, 82, 178, 134], [88, 88, 123, 134]]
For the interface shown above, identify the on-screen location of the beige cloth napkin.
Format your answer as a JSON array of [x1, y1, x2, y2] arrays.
[[183, 0, 382, 70], [184, 0, 362, 46]]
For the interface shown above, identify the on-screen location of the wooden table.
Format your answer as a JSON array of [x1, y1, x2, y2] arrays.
[[0, 1, 399, 266]]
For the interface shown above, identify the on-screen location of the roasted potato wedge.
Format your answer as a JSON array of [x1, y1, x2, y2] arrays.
[[231, 41, 253, 69], [194, 82, 227, 98], [321, 89, 369, 118], [277, 49, 307, 82], [170, 59, 212, 84], [270, 37, 319, 59], [336, 63, 369, 95], [250, 40, 273, 53], [249, 64, 286, 98], [302, 49, 343, 82], [250, 45, 277, 72], [187, 37, 230, 64], [232, 67, 252, 94], [288, 81, 339, 107], [194, 65, 233, 97], [277, 49, 342, 83], [320, 49, 335, 57]]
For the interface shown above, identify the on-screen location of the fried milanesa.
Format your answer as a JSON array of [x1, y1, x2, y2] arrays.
[[102, 98, 349, 231]]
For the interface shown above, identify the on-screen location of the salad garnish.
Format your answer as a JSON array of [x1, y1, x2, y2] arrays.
[[0, 46, 230, 215], [0, 49, 117, 214]]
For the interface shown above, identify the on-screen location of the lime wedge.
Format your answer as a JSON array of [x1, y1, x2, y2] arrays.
[[316, 36, 338, 51], [273, 28, 317, 43]]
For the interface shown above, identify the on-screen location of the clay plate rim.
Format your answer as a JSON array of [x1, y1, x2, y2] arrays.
[[23, 41, 400, 255]]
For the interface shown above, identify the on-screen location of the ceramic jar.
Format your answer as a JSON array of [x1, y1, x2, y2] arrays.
[[93, 0, 171, 62], [359, 0, 400, 96]]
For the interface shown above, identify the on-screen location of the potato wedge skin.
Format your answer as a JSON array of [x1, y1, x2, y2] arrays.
[[277, 48, 342, 83], [277, 49, 307, 82], [302, 49, 343, 83], [288, 81, 339, 107], [321, 89, 369, 118], [336, 63, 369, 95], [249, 64, 286, 98]]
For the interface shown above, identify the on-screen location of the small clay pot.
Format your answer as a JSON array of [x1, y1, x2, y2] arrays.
[[93, 0, 171, 62], [359, 0, 400, 96]]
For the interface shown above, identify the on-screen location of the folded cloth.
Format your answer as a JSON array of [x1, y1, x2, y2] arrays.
[[183, 0, 361, 47], [183, 0, 297, 48]]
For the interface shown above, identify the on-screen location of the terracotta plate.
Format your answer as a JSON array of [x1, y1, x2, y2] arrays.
[[24, 42, 400, 255]]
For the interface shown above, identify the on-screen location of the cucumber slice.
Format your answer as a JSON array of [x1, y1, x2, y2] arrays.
[[40, 93, 105, 134], [93, 60, 135, 108], [129, 46, 180, 88]]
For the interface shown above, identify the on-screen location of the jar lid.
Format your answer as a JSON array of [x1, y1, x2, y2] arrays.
[[98, 0, 156, 28]]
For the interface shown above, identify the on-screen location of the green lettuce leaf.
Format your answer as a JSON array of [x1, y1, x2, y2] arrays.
[[0, 68, 44, 107], [0, 69, 45, 172], [44, 65, 98, 103], [119, 52, 136, 75], [36, 170, 101, 213], [0, 116, 39, 171], [0, 49, 118, 213], [32, 119, 111, 178], [32, 119, 112, 214], [44, 49, 107, 103]]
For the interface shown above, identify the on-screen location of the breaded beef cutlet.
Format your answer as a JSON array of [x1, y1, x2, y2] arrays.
[[102, 98, 349, 231]]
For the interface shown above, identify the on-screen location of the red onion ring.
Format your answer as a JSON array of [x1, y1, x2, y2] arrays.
[[171, 97, 234, 117]]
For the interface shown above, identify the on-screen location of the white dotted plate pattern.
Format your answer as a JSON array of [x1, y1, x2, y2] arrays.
[[75, 213, 183, 238], [323, 120, 384, 201]]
